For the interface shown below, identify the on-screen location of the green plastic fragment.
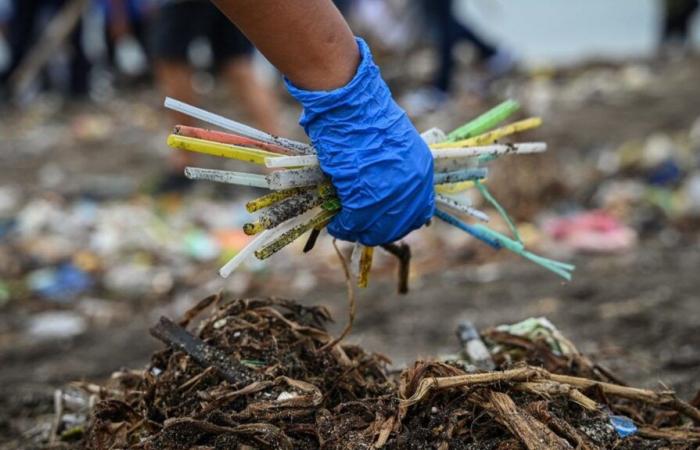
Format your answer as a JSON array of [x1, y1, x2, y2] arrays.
[[447, 100, 520, 142]]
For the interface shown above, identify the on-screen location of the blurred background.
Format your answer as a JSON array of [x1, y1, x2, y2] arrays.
[[1, 0, 700, 446]]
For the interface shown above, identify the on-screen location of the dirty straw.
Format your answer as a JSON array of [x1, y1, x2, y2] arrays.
[[164, 98, 574, 291]]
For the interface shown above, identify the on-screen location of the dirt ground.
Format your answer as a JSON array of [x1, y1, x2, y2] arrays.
[[1, 57, 700, 448]]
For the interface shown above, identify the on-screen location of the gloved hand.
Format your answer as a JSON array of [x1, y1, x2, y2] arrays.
[[285, 38, 434, 246]]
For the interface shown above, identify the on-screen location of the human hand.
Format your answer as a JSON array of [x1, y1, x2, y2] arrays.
[[285, 38, 434, 246]]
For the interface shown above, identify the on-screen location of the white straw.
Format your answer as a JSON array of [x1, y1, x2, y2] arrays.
[[265, 154, 319, 168], [266, 167, 327, 190], [219, 229, 272, 278], [219, 206, 323, 278], [262, 143, 548, 169], [436, 193, 490, 222], [184, 167, 269, 188], [164, 97, 314, 155], [432, 143, 547, 159]]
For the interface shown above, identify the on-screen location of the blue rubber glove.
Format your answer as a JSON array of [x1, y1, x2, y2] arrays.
[[285, 38, 434, 246]]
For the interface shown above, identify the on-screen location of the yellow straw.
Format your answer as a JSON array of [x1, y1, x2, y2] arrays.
[[435, 180, 476, 194], [358, 246, 374, 288], [431, 117, 542, 149], [167, 135, 280, 165]]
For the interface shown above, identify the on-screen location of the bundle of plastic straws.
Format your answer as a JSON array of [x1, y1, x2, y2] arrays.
[[163, 97, 574, 288]]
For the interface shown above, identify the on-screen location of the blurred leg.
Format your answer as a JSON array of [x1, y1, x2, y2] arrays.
[[154, 60, 197, 169], [2, 0, 41, 83], [208, 2, 281, 134], [149, 2, 200, 173], [67, 16, 90, 96], [223, 57, 281, 135]]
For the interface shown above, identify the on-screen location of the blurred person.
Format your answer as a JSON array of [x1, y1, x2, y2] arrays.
[[150, 0, 281, 188], [0, 0, 91, 97], [99, 0, 153, 80], [210, 0, 434, 246], [404, 0, 515, 115], [660, 0, 699, 53]]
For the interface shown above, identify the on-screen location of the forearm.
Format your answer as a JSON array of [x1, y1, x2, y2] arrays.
[[211, 0, 359, 91]]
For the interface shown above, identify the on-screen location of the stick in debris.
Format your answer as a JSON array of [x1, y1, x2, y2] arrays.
[[381, 242, 411, 294], [150, 316, 255, 386]]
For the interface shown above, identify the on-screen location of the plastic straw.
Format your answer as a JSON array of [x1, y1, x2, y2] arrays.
[[262, 143, 546, 169], [434, 168, 488, 185], [245, 187, 310, 213], [219, 229, 272, 278], [432, 143, 547, 160], [244, 189, 324, 234], [435, 181, 476, 195], [446, 100, 520, 142], [420, 127, 448, 145], [434, 209, 501, 249], [184, 167, 269, 188], [472, 224, 574, 280], [435, 193, 490, 222], [168, 135, 280, 165], [358, 246, 374, 288], [265, 154, 319, 168], [474, 179, 521, 243], [164, 97, 314, 154], [266, 167, 327, 190], [255, 208, 337, 260], [173, 125, 294, 155], [432, 117, 542, 149]]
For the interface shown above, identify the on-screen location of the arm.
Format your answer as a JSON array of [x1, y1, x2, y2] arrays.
[[211, 0, 435, 246], [211, 0, 359, 91]]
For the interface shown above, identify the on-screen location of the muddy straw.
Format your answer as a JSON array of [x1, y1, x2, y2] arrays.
[[163, 97, 572, 291], [433, 167, 488, 185], [184, 167, 269, 188], [432, 117, 542, 149], [263, 143, 547, 168], [244, 189, 324, 235], [255, 208, 337, 260], [435, 193, 490, 222]]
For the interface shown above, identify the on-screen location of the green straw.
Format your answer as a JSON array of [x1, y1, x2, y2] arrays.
[[474, 179, 522, 244], [472, 224, 575, 281], [447, 100, 520, 142]]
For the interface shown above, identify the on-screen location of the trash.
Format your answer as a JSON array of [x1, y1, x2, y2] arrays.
[[609, 414, 638, 438], [163, 97, 573, 292], [67, 295, 700, 449], [543, 210, 638, 253], [27, 311, 87, 339], [27, 263, 92, 301]]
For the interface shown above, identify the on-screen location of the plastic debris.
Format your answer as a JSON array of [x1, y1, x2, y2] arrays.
[[162, 98, 573, 289]]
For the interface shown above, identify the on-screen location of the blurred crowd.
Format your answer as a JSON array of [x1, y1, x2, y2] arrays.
[[0, 0, 697, 112]]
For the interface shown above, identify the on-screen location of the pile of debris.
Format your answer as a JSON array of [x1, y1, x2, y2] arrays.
[[49, 295, 700, 449]]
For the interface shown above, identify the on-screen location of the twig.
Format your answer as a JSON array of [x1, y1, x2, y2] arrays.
[[547, 373, 700, 423], [150, 316, 255, 386], [178, 293, 219, 327], [319, 239, 356, 352], [380, 242, 411, 294], [485, 391, 572, 450]]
